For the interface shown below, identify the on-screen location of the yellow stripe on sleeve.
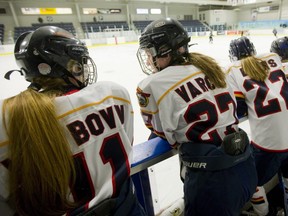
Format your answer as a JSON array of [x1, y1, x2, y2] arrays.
[[157, 71, 202, 106], [58, 96, 131, 119]]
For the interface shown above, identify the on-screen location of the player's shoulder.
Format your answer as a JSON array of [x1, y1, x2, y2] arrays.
[[225, 61, 241, 75], [137, 72, 158, 90], [137, 65, 192, 90], [256, 52, 280, 61], [81, 81, 131, 101], [257, 52, 283, 67], [88, 81, 128, 93]]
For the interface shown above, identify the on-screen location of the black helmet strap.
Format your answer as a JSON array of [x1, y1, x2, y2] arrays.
[[62, 72, 84, 90], [4, 69, 24, 80], [27, 82, 42, 91]]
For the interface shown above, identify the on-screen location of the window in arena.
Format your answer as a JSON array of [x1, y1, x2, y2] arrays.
[[0, 8, 6, 14], [21, 8, 72, 15], [136, 8, 149, 14], [83, 8, 121, 14], [83, 8, 98, 15], [184, 15, 193, 20], [109, 9, 121, 13], [228, 0, 256, 5], [150, 9, 161, 14]]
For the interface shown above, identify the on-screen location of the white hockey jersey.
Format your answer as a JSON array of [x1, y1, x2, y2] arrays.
[[226, 53, 288, 151], [136, 65, 239, 147], [0, 81, 134, 213]]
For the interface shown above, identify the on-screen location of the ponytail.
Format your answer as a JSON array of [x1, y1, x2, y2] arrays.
[[241, 56, 269, 81], [188, 52, 227, 88], [3, 88, 76, 216]]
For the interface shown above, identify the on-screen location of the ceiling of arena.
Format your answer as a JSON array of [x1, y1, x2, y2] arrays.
[[0, 0, 282, 10], [0, 0, 281, 4]]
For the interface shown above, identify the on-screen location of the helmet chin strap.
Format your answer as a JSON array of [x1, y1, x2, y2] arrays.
[[151, 56, 160, 73], [53, 63, 85, 89], [152, 57, 166, 73], [27, 82, 42, 91], [152, 54, 174, 72], [153, 44, 189, 72], [62, 74, 84, 89]]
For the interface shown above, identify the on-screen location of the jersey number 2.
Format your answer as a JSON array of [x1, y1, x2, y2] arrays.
[[184, 92, 237, 143], [243, 69, 288, 117]]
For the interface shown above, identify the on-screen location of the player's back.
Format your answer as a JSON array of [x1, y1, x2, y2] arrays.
[[55, 81, 134, 209], [227, 53, 288, 151], [0, 80, 134, 212], [138, 65, 238, 146]]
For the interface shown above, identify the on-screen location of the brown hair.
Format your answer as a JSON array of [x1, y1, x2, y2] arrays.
[[240, 56, 269, 81], [187, 52, 227, 88], [3, 77, 76, 216]]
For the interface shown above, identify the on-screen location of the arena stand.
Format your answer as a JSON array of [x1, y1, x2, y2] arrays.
[[13, 22, 76, 41], [0, 24, 4, 44]]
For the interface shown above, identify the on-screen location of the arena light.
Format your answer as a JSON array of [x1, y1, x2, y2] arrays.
[[21, 7, 72, 15], [150, 9, 161, 14], [136, 8, 149, 14], [83, 8, 98, 15], [227, 0, 256, 5]]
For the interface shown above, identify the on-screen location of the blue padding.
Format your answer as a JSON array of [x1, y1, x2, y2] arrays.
[[131, 137, 172, 167]]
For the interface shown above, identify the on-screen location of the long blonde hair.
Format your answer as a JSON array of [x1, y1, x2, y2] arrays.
[[240, 56, 269, 81], [3, 78, 76, 216], [187, 52, 227, 88]]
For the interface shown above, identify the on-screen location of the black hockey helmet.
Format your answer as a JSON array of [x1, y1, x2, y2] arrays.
[[270, 36, 288, 60], [6, 26, 97, 89], [229, 36, 256, 62], [137, 18, 191, 75]]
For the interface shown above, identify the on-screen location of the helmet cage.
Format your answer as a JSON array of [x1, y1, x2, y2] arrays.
[[137, 47, 159, 75], [137, 31, 174, 75], [39, 36, 97, 87]]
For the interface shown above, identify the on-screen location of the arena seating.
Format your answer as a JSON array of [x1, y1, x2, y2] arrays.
[[133, 20, 209, 33], [133, 20, 153, 32], [14, 26, 36, 41], [178, 20, 209, 32], [0, 24, 4, 44], [32, 22, 75, 33], [81, 21, 129, 33], [210, 24, 227, 31], [10, 20, 222, 43], [13, 22, 76, 41]]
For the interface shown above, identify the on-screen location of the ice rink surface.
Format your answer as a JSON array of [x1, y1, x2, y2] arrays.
[[0, 33, 280, 214]]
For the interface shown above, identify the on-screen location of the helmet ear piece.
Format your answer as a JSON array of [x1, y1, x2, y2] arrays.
[[14, 32, 33, 77], [14, 31, 32, 55]]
